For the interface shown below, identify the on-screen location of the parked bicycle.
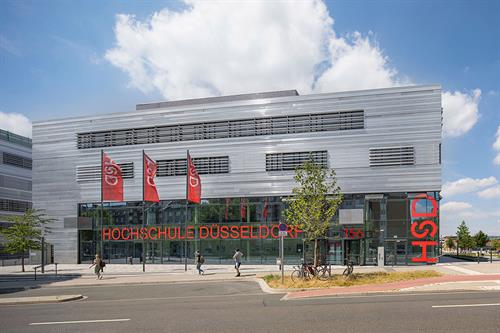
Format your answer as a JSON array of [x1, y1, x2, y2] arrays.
[[343, 259, 354, 277], [291, 261, 331, 282]]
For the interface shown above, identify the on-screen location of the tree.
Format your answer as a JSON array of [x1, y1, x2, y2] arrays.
[[473, 231, 488, 254], [491, 239, 500, 251], [445, 238, 455, 251], [284, 158, 343, 266], [0, 209, 54, 272], [456, 221, 471, 254]]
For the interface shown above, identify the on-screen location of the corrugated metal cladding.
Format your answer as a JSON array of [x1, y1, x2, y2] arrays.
[[32, 85, 442, 263]]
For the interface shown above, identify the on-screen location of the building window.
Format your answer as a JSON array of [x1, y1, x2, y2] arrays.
[[2, 152, 32, 169], [157, 156, 229, 177], [76, 162, 134, 182], [266, 151, 328, 172], [76, 110, 365, 149], [0, 199, 32, 212], [369, 146, 415, 167]]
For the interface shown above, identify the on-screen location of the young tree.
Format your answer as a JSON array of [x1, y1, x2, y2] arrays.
[[491, 239, 500, 251], [473, 230, 488, 254], [456, 221, 471, 254], [284, 158, 343, 266], [445, 238, 455, 251], [0, 209, 54, 272]]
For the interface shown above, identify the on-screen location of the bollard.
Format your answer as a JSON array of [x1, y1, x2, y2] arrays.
[[477, 252, 480, 264], [490, 251, 493, 263], [55, 263, 58, 276], [34, 267, 37, 280]]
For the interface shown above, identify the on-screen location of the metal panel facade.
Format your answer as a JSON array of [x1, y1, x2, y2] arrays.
[[32, 85, 442, 263]]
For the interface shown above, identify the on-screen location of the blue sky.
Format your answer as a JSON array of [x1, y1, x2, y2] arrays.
[[1, 0, 499, 235]]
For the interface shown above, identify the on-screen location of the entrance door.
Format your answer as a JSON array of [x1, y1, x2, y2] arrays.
[[384, 240, 407, 265], [344, 240, 361, 265]]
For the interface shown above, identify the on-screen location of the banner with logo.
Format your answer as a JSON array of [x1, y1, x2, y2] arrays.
[[143, 151, 160, 202], [102, 151, 123, 201], [187, 151, 201, 204]]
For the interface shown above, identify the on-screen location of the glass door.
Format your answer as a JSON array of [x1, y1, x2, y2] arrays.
[[344, 240, 361, 265], [385, 240, 407, 265]]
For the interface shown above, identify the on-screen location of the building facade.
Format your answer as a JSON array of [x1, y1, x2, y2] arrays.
[[32, 85, 442, 265], [0, 130, 32, 261]]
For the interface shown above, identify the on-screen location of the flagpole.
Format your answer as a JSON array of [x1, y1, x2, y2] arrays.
[[184, 150, 189, 272], [100, 150, 104, 258], [142, 150, 146, 272]]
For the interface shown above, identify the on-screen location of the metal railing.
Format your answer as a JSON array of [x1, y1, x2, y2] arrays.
[[33, 263, 58, 280]]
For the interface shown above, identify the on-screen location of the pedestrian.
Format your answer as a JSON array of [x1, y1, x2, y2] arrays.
[[233, 249, 244, 277], [195, 250, 205, 275], [89, 254, 104, 280]]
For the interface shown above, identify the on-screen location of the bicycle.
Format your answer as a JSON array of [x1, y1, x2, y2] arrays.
[[343, 260, 354, 277], [290, 262, 313, 282]]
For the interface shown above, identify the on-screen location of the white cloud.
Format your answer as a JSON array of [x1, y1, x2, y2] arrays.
[[441, 201, 472, 212], [442, 176, 497, 197], [441, 89, 481, 137], [477, 185, 500, 199], [493, 126, 500, 165], [105, 0, 481, 138], [0, 111, 32, 138], [494, 154, 500, 166], [106, 1, 333, 99]]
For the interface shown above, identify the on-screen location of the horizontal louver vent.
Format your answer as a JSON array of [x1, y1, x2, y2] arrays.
[[266, 151, 328, 172], [369, 146, 415, 167], [157, 156, 229, 177], [76, 163, 134, 182], [2, 152, 32, 169], [77, 110, 364, 149], [0, 175, 32, 191], [0, 199, 32, 212]]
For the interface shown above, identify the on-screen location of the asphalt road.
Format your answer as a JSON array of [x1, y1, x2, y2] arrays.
[[0, 281, 499, 333]]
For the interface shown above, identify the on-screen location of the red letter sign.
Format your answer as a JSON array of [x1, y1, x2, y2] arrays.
[[187, 152, 201, 204], [102, 151, 123, 201], [143, 152, 159, 202]]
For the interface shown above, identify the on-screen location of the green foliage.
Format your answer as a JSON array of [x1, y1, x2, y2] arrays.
[[491, 239, 500, 250], [456, 220, 472, 252], [0, 209, 54, 271], [445, 238, 455, 250], [473, 230, 488, 248], [284, 158, 343, 241]]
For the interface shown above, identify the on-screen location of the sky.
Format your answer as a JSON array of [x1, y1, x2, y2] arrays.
[[0, 0, 499, 236]]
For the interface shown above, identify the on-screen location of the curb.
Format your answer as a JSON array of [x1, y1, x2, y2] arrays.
[[0, 294, 84, 305]]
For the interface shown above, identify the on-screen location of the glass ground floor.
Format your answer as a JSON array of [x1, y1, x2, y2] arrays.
[[77, 192, 440, 265]]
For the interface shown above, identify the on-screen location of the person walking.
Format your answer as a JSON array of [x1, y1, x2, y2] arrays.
[[89, 254, 104, 280], [195, 250, 205, 275], [233, 249, 244, 277]]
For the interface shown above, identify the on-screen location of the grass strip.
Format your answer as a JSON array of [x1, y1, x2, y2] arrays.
[[263, 270, 442, 289]]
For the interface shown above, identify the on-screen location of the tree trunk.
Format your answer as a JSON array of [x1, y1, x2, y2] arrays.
[[21, 256, 25, 272], [314, 239, 318, 266]]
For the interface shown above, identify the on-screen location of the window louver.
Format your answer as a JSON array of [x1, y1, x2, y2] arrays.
[[369, 146, 415, 167], [157, 156, 229, 177], [0, 199, 32, 212], [77, 110, 364, 149], [2, 152, 32, 169], [266, 151, 328, 172], [76, 163, 134, 182]]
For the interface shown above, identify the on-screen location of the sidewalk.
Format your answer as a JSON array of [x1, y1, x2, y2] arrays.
[[1, 262, 498, 295], [283, 274, 500, 300]]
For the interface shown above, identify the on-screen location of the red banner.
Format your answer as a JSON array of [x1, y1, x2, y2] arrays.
[[143, 152, 159, 202], [102, 152, 123, 201], [187, 152, 201, 203]]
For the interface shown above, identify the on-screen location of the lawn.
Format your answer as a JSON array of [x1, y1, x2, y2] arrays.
[[262, 270, 442, 289]]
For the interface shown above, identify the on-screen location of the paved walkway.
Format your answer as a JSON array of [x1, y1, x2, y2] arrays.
[[1, 262, 498, 297], [283, 274, 500, 300]]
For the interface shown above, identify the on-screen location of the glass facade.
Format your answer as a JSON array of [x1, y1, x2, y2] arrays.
[[77, 192, 439, 265]]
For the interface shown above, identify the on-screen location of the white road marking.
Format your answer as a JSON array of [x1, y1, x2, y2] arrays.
[[445, 266, 483, 275], [432, 303, 500, 308], [29, 318, 130, 326]]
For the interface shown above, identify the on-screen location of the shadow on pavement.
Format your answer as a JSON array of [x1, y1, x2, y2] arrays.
[[0, 273, 82, 295]]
